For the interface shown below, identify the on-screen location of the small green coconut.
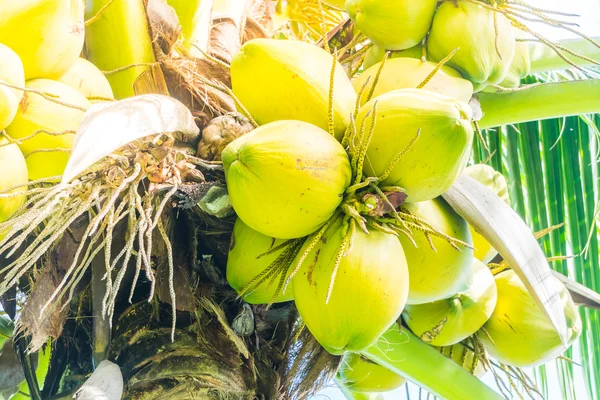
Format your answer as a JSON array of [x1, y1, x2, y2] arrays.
[[337, 353, 406, 393], [222, 120, 352, 239], [428, 0, 515, 91], [231, 39, 356, 139], [480, 269, 581, 367], [354, 89, 474, 203], [5, 79, 91, 181], [58, 57, 115, 101], [226, 218, 297, 304], [0, 138, 28, 223], [353, 58, 474, 105], [403, 259, 497, 346], [400, 197, 474, 304], [362, 44, 423, 70], [462, 165, 510, 263], [293, 214, 409, 355], [0, 43, 25, 131], [346, 0, 438, 50]]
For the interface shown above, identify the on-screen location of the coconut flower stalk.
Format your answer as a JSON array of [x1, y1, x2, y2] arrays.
[[361, 323, 503, 400], [85, 0, 159, 99]]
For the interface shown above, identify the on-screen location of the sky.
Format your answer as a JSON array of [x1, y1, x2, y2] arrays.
[[314, 0, 600, 399]]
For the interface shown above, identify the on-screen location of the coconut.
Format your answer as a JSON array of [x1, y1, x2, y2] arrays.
[[492, 39, 531, 90], [428, 0, 516, 91], [362, 44, 423, 70], [0, 138, 28, 223], [353, 58, 474, 105], [400, 198, 474, 304], [462, 165, 510, 263], [355, 89, 474, 203], [293, 214, 409, 355], [58, 58, 114, 101], [337, 353, 406, 393], [403, 259, 497, 346], [231, 39, 356, 139], [222, 120, 352, 239], [226, 218, 297, 304], [480, 269, 582, 367], [0, 0, 85, 80], [346, 0, 438, 51], [438, 342, 487, 378], [0, 44, 25, 130], [5, 79, 91, 181]]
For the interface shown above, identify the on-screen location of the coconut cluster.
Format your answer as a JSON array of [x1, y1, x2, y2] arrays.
[[0, 0, 114, 187], [222, 0, 582, 388]]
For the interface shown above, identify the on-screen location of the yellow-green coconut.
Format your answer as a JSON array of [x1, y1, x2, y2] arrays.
[[346, 0, 438, 50], [480, 269, 582, 367], [362, 44, 423, 70], [337, 353, 406, 393], [58, 58, 114, 101], [222, 120, 351, 239], [428, 0, 515, 91], [400, 198, 474, 304], [226, 218, 296, 304], [0, 44, 25, 130], [353, 58, 474, 105], [355, 89, 474, 203], [231, 39, 356, 139], [0, 138, 28, 223], [0, 0, 85, 80], [293, 214, 409, 355], [403, 259, 497, 346], [5, 79, 91, 181]]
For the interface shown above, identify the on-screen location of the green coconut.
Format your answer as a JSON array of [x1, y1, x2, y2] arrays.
[[400, 197, 474, 304], [480, 269, 582, 367], [353, 58, 474, 105], [362, 44, 423, 70], [428, 0, 516, 91], [403, 259, 497, 346], [0, 138, 28, 223], [355, 89, 474, 203], [222, 120, 351, 239], [226, 218, 296, 304], [437, 342, 487, 378], [5, 79, 91, 181], [231, 39, 356, 139], [293, 214, 410, 355], [346, 0, 438, 51], [0, 0, 85, 80], [337, 353, 406, 393], [492, 39, 531, 90], [0, 44, 25, 131], [462, 165, 510, 263], [58, 58, 115, 101]]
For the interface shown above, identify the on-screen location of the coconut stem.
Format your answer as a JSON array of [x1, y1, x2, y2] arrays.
[[478, 79, 600, 128], [361, 324, 504, 400]]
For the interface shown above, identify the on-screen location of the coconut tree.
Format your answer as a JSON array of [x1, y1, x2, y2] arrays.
[[0, 1, 599, 400]]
